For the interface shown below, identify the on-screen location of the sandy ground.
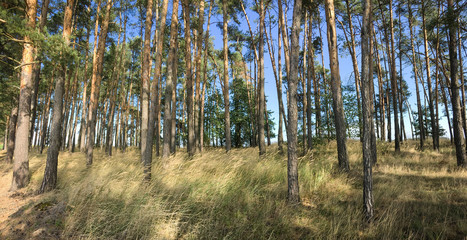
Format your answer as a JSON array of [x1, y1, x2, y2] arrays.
[[0, 151, 38, 231]]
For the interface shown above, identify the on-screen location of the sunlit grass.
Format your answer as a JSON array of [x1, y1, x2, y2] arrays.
[[5, 139, 467, 239]]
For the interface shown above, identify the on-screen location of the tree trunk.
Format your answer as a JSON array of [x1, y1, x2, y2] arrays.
[[80, 1, 100, 153], [258, 0, 266, 155], [301, 13, 307, 153], [140, 0, 154, 166], [287, 0, 302, 204], [278, 0, 290, 78], [86, 0, 113, 165], [361, 0, 374, 222], [457, 23, 467, 153], [3, 116, 8, 151], [11, 0, 37, 191], [265, 97, 271, 146], [6, 107, 18, 163], [306, 15, 313, 151], [318, 10, 326, 139], [69, 102, 80, 153], [122, 80, 133, 152], [278, 23, 285, 150], [388, 0, 400, 152], [222, 0, 231, 152], [383, 51, 391, 142], [447, 0, 466, 167], [194, 0, 205, 153], [171, 40, 179, 154], [199, 78, 207, 151], [162, 0, 179, 158], [397, 5, 405, 143], [325, 0, 349, 171], [79, 75, 89, 151]]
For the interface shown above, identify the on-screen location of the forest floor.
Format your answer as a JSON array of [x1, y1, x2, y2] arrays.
[[0, 139, 466, 239]]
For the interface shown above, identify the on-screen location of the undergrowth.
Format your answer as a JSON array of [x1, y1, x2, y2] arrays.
[[3, 139, 467, 239]]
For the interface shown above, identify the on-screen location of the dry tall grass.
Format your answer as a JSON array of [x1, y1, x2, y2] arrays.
[[1, 139, 466, 239]]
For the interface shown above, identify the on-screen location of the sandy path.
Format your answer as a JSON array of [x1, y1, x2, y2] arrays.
[[0, 151, 37, 228]]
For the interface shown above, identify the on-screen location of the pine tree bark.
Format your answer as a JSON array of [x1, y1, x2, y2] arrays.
[[324, 0, 349, 171], [3, 116, 9, 151], [318, 10, 326, 139], [301, 13, 308, 152], [457, 24, 467, 153], [11, 0, 37, 191], [361, 0, 374, 222], [306, 14, 313, 151], [397, 6, 405, 143], [122, 80, 132, 152], [6, 107, 18, 164], [222, 0, 231, 152], [447, 0, 466, 167], [278, 23, 285, 150], [81, 2, 100, 152], [258, 0, 266, 155], [433, 0, 441, 148], [162, 0, 179, 158], [171, 40, 179, 154], [278, 0, 290, 78], [194, 0, 205, 152], [140, 0, 154, 166], [69, 102, 80, 153], [388, 0, 400, 152], [265, 98, 271, 146], [86, 0, 113, 165], [287, 0, 302, 204]]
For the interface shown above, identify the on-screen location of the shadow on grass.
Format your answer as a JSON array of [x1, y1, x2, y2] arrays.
[[1, 143, 466, 239], [371, 172, 467, 239]]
